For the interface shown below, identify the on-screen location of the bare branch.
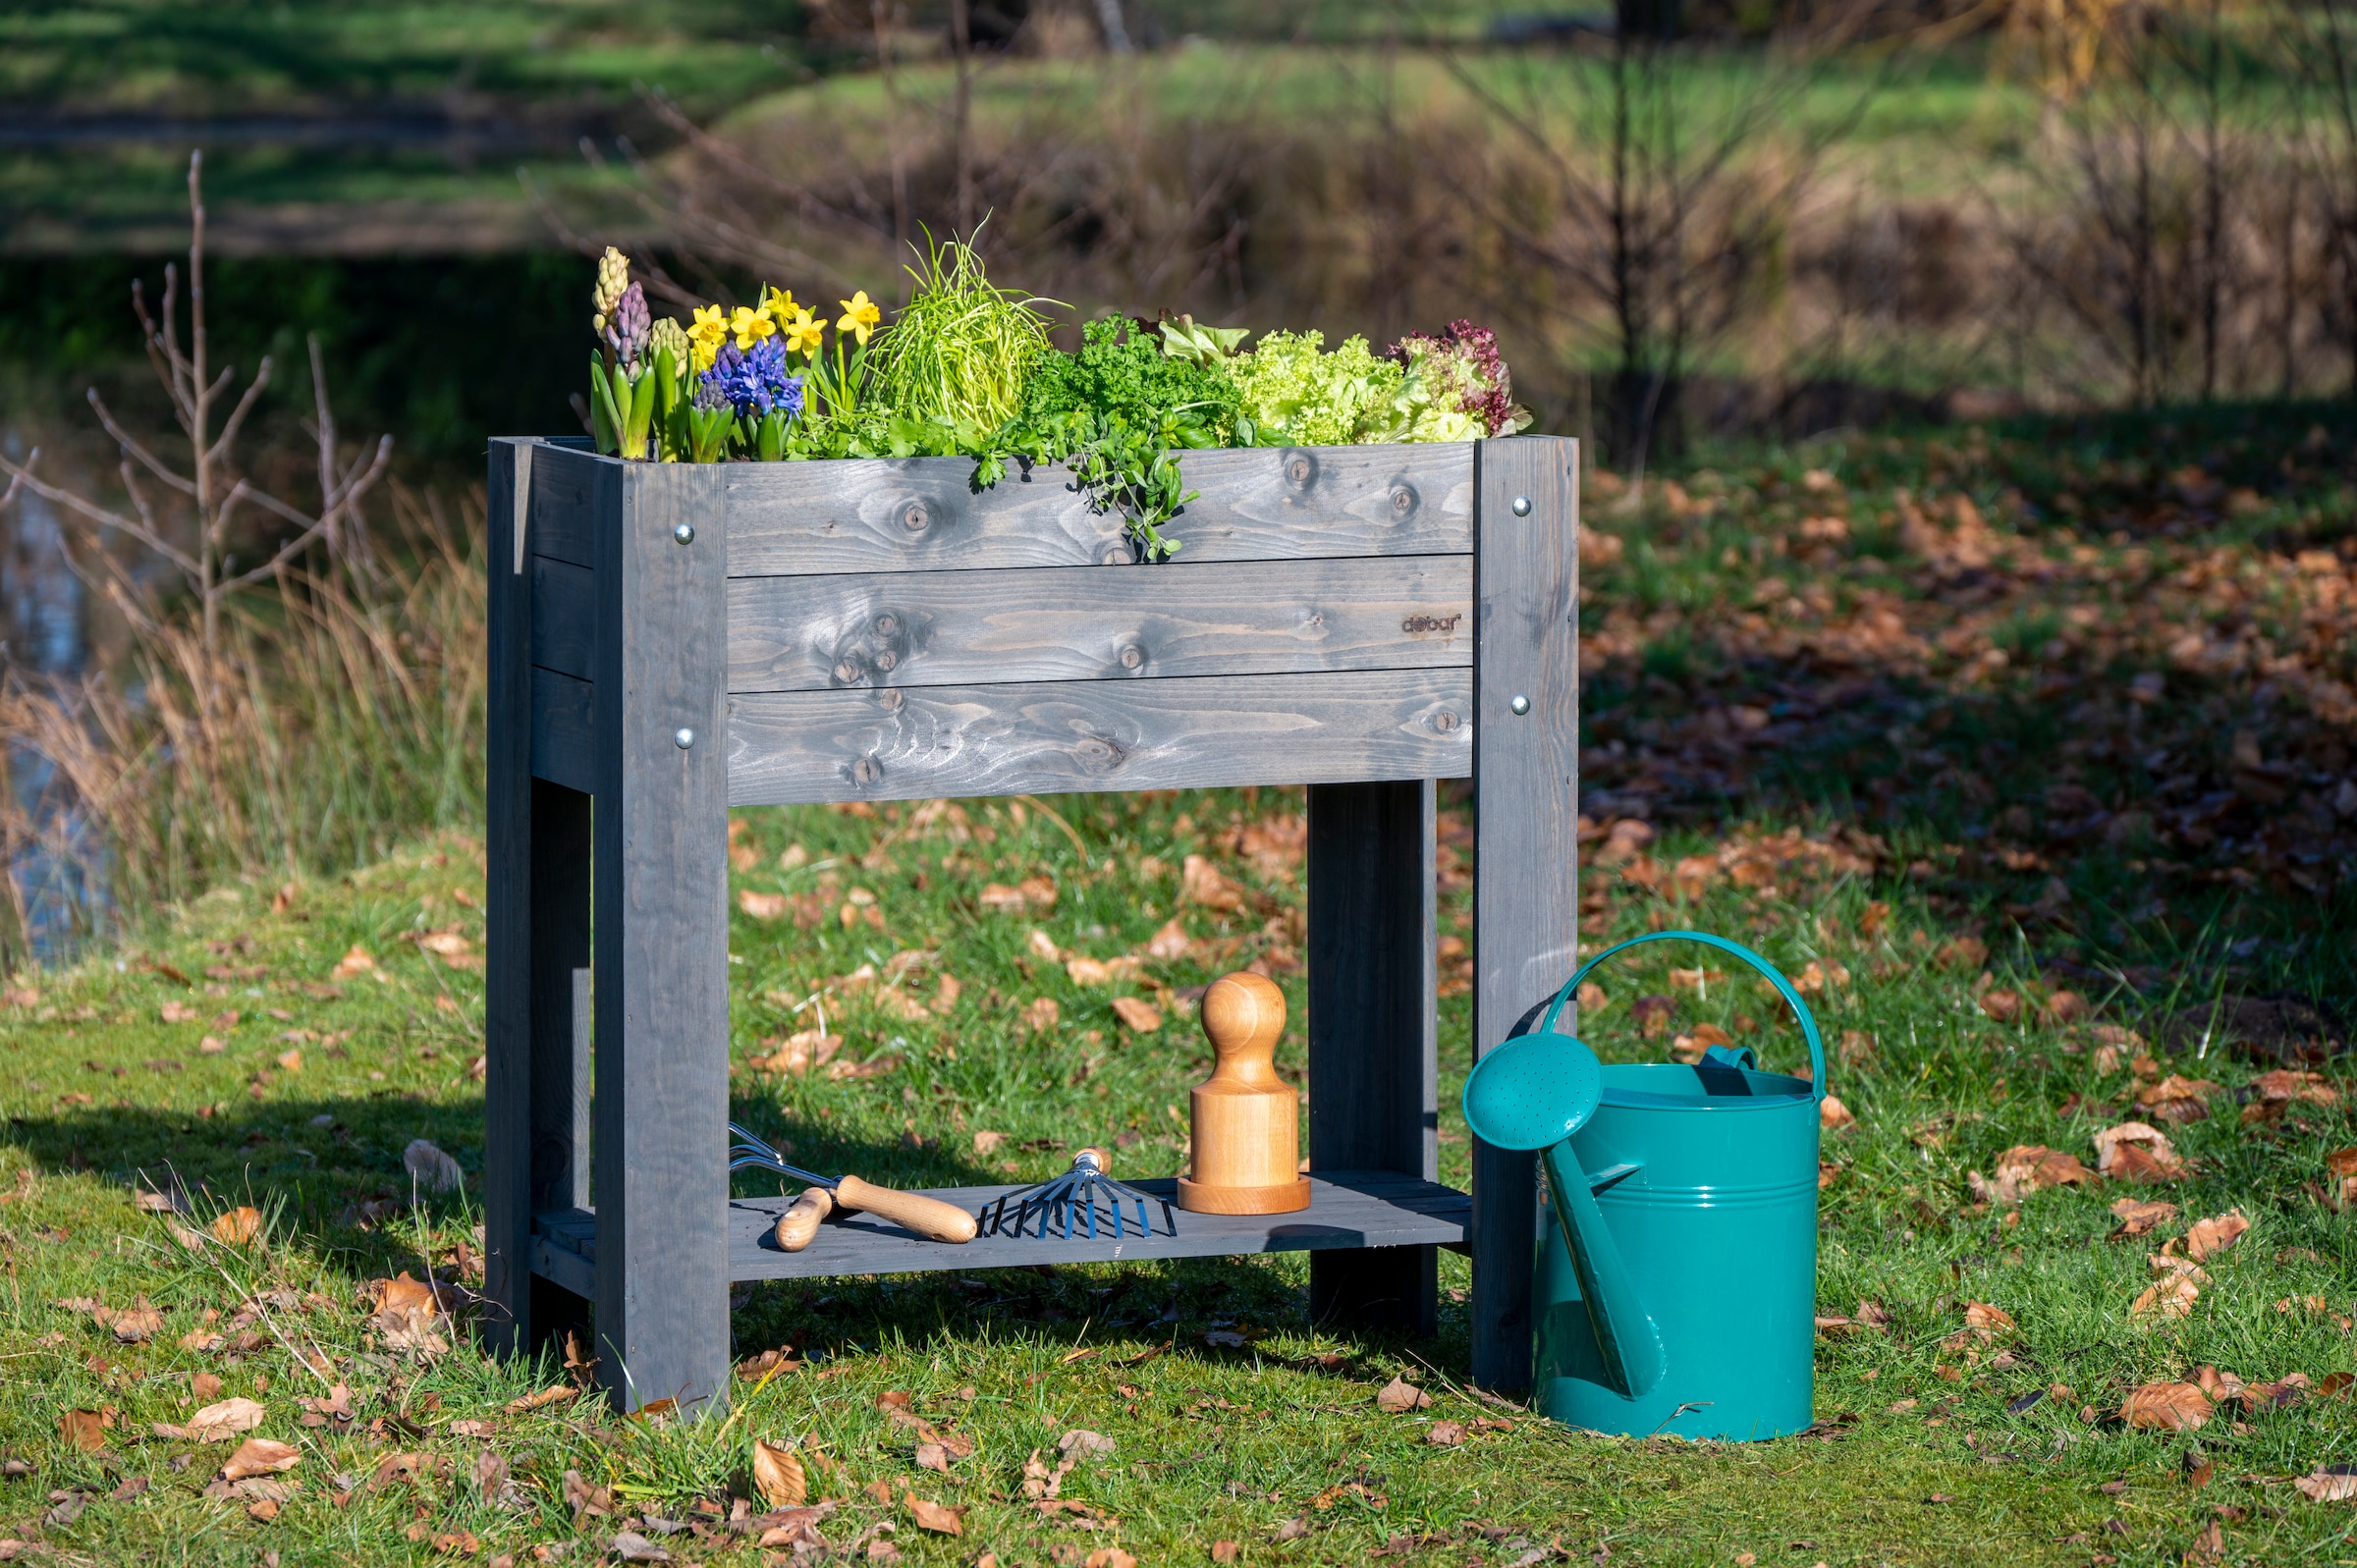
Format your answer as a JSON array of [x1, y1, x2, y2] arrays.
[[0, 450, 199, 577], [84, 389, 198, 499], [205, 358, 273, 468]]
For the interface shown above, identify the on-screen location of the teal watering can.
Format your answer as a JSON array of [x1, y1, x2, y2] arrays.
[[1462, 931, 1827, 1441]]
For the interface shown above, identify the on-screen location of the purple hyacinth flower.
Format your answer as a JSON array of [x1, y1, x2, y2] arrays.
[[700, 338, 804, 419], [604, 282, 650, 368]]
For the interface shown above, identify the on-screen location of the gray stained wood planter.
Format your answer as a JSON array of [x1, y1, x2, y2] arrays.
[[485, 435, 1579, 1417]]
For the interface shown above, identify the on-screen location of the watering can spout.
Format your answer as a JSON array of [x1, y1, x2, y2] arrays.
[[1540, 1141, 1666, 1398]]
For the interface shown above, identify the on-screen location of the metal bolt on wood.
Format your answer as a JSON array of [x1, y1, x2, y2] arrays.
[[675, 728, 695, 749], [674, 522, 695, 545], [1511, 495, 1533, 516], [1510, 694, 1531, 715]]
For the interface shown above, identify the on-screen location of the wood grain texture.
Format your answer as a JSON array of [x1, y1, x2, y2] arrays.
[[1183, 972, 1302, 1205], [1305, 779, 1440, 1332], [526, 444, 602, 568], [1468, 434, 1581, 1395], [592, 460, 732, 1418], [722, 444, 1473, 576], [530, 556, 597, 682], [483, 438, 535, 1359], [725, 555, 1470, 693], [529, 667, 597, 794], [725, 670, 1472, 806], [529, 1171, 1469, 1283]]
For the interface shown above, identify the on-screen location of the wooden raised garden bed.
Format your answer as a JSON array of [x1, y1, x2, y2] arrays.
[[482, 434, 1580, 1414]]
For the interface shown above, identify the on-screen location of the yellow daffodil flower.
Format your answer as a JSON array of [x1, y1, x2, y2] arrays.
[[688, 303, 729, 373], [731, 303, 777, 351], [782, 307, 825, 357], [762, 285, 797, 320], [838, 290, 882, 347]]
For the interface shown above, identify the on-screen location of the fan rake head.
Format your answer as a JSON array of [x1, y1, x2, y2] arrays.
[[979, 1147, 1176, 1240]]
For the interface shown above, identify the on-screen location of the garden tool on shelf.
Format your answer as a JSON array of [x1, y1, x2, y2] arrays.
[[1460, 930, 1827, 1442], [728, 1123, 979, 1247], [978, 1146, 1176, 1240]]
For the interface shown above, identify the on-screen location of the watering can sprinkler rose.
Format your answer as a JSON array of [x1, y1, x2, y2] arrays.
[[1462, 931, 1829, 1440]]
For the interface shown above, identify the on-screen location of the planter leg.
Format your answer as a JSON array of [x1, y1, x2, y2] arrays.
[[1470, 435, 1582, 1396], [1306, 780, 1439, 1336], [592, 463, 732, 1417]]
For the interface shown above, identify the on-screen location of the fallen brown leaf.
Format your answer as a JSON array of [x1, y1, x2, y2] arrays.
[[2184, 1209, 2249, 1261], [2294, 1465, 2357, 1503], [1426, 1420, 1467, 1446], [2121, 1381, 2212, 1431], [221, 1438, 301, 1481], [1819, 1095, 1855, 1132], [211, 1207, 263, 1245], [1179, 855, 1248, 912], [188, 1397, 266, 1442], [2093, 1121, 2187, 1180], [752, 1437, 806, 1509], [2135, 1074, 2220, 1124], [1375, 1377, 1431, 1413], [2109, 1198, 2179, 1239], [1110, 996, 1163, 1033], [904, 1493, 963, 1535], [58, 1409, 110, 1451]]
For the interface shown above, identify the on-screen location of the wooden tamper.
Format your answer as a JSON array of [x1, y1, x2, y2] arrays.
[[1178, 971, 1312, 1215]]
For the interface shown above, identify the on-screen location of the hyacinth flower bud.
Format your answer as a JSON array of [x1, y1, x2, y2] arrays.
[[592, 246, 630, 333], [648, 316, 688, 372], [605, 282, 651, 370]]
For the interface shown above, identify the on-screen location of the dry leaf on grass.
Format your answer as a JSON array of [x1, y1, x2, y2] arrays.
[[2122, 1381, 2212, 1430], [1971, 1145, 2098, 1206], [1375, 1377, 1431, 1413], [58, 1409, 111, 1451], [904, 1494, 963, 1535], [2135, 1075, 2221, 1124], [752, 1438, 806, 1509], [2132, 1274, 2202, 1322], [980, 877, 1057, 914], [330, 945, 376, 980], [739, 891, 790, 921], [749, 1029, 841, 1074], [221, 1438, 301, 1480], [1066, 955, 1143, 987], [2092, 1121, 2187, 1180], [2109, 1198, 2178, 1239], [2185, 1209, 2249, 1261], [1021, 998, 1060, 1035], [1942, 1302, 2016, 1351], [101, 1297, 164, 1343], [2294, 1465, 2357, 1503], [913, 1443, 950, 1474], [609, 1532, 670, 1562], [188, 1397, 266, 1442], [211, 1207, 263, 1245], [1058, 1429, 1115, 1463], [1979, 990, 2021, 1023], [504, 1384, 576, 1416], [1179, 855, 1248, 912], [1110, 996, 1163, 1033], [1819, 1095, 1855, 1132], [403, 1139, 464, 1193], [1426, 1420, 1467, 1446], [1143, 919, 1194, 960]]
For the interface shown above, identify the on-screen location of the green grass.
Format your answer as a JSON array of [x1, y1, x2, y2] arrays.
[[3, 409, 2357, 1563]]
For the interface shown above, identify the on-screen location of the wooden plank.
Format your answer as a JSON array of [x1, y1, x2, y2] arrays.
[[726, 555, 1470, 694], [529, 667, 597, 793], [592, 460, 733, 1418], [530, 557, 597, 682], [725, 670, 1472, 806], [723, 444, 1475, 576], [527, 444, 602, 568], [530, 784, 593, 1217], [529, 1174, 1469, 1285], [1305, 780, 1439, 1333], [1468, 434, 1581, 1396], [482, 438, 534, 1360]]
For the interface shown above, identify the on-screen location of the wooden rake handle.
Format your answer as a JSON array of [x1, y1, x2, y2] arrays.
[[833, 1175, 978, 1244], [772, 1186, 834, 1252]]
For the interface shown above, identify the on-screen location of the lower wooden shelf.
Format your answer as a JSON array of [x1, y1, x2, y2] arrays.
[[529, 1171, 1469, 1295]]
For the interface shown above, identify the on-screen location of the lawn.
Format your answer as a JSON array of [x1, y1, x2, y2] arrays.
[[1, 406, 2354, 1565]]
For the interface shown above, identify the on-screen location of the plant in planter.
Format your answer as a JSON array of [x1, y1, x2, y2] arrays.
[[584, 237, 1532, 558]]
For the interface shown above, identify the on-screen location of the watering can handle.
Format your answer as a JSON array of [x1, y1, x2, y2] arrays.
[[1535, 930, 1828, 1103]]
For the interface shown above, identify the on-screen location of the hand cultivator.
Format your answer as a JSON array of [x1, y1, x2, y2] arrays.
[[729, 1122, 978, 1247], [978, 1147, 1177, 1240]]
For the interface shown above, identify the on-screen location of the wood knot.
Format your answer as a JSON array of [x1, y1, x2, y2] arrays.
[[833, 658, 863, 684], [878, 688, 904, 712], [1101, 545, 1132, 567], [874, 650, 899, 673], [851, 754, 885, 785], [1119, 645, 1145, 671], [1389, 483, 1419, 517], [1072, 734, 1125, 771], [874, 614, 899, 635], [1432, 710, 1460, 733], [899, 500, 931, 532], [1281, 449, 1319, 489]]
